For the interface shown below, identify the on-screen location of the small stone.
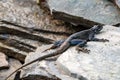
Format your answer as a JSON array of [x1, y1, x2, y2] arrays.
[[0, 52, 9, 69]]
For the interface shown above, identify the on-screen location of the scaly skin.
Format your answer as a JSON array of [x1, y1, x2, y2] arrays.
[[5, 25, 108, 80], [43, 39, 86, 52]]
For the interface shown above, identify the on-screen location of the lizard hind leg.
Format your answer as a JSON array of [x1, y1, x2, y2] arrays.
[[74, 40, 90, 53], [76, 47, 90, 53]]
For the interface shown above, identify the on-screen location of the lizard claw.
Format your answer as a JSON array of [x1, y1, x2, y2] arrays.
[[100, 39, 109, 42], [76, 47, 90, 54]]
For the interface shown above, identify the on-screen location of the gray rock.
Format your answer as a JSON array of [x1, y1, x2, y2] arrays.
[[48, 0, 120, 25], [56, 25, 120, 80], [0, 42, 27, 62], [0, 58, 22, 80], [0, 0, 74, 42]]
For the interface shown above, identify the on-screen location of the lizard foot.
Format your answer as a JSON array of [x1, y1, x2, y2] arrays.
[[99, 39, 109, 42], [76, 47, 90, 53]]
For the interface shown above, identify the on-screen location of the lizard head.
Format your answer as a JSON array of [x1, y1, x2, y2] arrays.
[[91, 25, 103, 33]]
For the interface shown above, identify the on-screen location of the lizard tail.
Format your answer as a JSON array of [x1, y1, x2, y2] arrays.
[[42, 45, 58, 52], [5, 53, 54, 80], [5, 42, 70, 80]]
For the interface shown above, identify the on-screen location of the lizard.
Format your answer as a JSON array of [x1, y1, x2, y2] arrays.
[[5, 25, 109, 80], [43, 25, 109, 52]]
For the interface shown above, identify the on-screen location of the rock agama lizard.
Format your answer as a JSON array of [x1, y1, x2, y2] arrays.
[[5, 25, 109, 80]]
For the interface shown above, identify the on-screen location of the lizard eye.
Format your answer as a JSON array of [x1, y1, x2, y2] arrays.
[[98, 26, 103, 31], [91, 25, 103, 33]]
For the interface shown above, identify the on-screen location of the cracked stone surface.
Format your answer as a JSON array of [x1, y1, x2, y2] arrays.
[[0, 0, 75, 42]]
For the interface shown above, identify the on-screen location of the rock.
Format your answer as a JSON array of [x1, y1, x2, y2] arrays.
[[0, 52, 9, 70], [51, 10, 101, 28], [21, 45, 79, 80], [0, 58, 22, 80], [48, 0, 120, 25], [0, 42, 27, 62], [0, 0, 76, 63], [56, 25, 120, 80], [0, 0, 75, 42]]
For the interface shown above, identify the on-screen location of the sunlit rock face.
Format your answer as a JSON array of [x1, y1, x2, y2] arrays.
[[48, 0, 120, 25]]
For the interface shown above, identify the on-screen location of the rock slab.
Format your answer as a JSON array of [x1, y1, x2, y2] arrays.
[[48, 0, 120, 25], [57, 25, 120, 80]]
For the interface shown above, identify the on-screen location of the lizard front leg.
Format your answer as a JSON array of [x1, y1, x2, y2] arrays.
[[72, 39, 90, 53], [91, 38, 109, 42], [89, 32, 109, 42]]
